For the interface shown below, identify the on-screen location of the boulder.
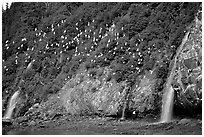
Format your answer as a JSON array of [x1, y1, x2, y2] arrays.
[[178, 118, 191, 125]]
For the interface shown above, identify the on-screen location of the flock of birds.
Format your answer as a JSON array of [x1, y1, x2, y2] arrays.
[[3, 17, 158, 82]]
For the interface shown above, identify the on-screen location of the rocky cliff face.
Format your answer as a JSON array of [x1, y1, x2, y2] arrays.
[[35, 15, 201, 121], [19, 66, 161, 124], [173, 13, 202, 116], [2, 3, 201, 123], [59, 67, 127, 116], [58, 66, 161, 117]]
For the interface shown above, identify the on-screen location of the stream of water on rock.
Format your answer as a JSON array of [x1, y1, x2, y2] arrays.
[[160, 29, 190, 123], [3, 90, 20, 120], [160, 86, 174, 122]]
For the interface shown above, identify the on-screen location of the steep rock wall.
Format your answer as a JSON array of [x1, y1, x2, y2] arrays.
[[173, 14, 202, 115]]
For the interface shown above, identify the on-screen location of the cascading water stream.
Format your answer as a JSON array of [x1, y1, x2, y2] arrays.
[[160, 30, 190, 123], [3, 90, 20, 120], [160, 86, 174, 123]]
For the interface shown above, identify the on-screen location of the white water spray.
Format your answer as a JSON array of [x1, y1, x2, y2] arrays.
[[3, 90, 20, 120], [160, 86, 174, 122]]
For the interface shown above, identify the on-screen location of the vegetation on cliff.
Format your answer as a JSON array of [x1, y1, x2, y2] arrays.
[[2, 2, 201, 119]]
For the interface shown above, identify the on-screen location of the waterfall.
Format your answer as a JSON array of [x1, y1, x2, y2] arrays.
[[160, 86, 174, 122], [160, 29, 190, 123], [3, 90, 20, 120]]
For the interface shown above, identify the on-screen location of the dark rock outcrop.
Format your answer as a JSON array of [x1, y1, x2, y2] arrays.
[[173, 14, 202, 115]]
